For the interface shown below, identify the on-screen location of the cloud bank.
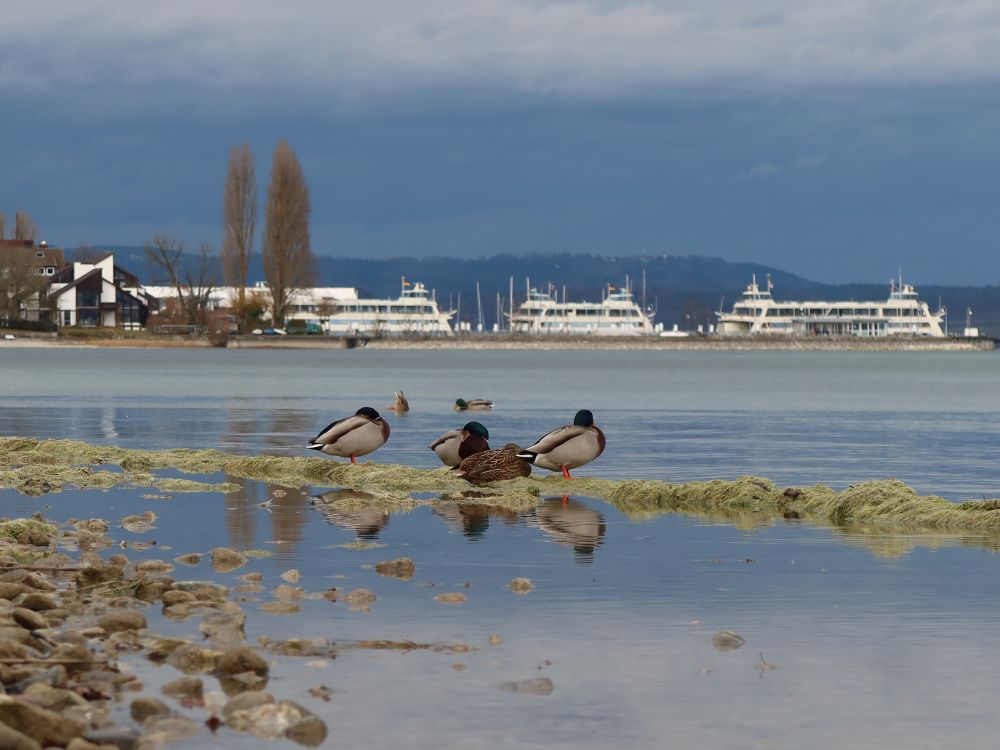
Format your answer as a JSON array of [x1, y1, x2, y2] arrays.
[[4, 1, 1000, 100]]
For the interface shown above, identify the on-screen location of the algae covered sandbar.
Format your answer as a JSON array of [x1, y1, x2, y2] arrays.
[[3, 436, 1000, 536]]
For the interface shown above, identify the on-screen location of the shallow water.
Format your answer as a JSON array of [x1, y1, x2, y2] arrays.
[[3, 348, 1000, 748]]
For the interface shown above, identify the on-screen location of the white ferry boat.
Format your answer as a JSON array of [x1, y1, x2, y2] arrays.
[[508, 282, 656, 336], [318, 279, 455, 336], [716, 275, 945, 337]]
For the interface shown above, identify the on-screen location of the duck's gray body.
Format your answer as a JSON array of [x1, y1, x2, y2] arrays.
[[429, 422, 490, 467], [308, 408, 390, 460], [517, 412, 606, 474], [455, 398, 492, 411]]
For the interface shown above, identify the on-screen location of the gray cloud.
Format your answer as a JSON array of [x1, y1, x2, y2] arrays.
[[4, 1, 1000, 102]]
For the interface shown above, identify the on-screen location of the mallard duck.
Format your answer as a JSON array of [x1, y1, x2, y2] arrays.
[[428, 421, 490, 467], [388, 391, 409, 413], [517, 410, 605, 479], [452, 443, 531, 484], [307, 407, 390, 463], [454, 398, 493, 411]]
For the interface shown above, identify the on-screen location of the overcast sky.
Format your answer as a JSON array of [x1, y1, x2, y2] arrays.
[[2, 1, 999, 283]]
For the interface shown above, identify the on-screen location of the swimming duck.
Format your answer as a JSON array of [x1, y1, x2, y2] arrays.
[[388, 391, 409, 414], [517, 410, 605, 479], [307, 407, 390, 463], [454, 398, 493, 411], [428, 421, 490, 467], [452, 443, 531, 484]]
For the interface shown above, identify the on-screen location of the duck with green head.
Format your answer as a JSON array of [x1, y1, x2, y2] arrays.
[[517, 409, 605, 479], [454, 398, 492, 411], [429, 421, 490, 467]]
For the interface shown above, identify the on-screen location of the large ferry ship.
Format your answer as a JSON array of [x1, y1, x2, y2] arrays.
[[317, 279, 455, 336], [716, 275, 946, 337], [508, 282, 656, 336]]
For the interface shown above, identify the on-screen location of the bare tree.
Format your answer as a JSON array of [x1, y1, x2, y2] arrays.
[[261, 141, 314, 326], [144, 234, 217, 329], [223, 144, 257, 332], [14, 211, 38, 242], [0, 250, 49, 323], [0, 213, 6, 240]]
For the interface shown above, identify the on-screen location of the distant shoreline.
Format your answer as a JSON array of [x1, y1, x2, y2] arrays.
[[2, 333, 995, 351]]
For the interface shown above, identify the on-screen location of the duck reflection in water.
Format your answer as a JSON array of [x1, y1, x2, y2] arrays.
[[313, 490, 390, 540], [529, 497, 606, 563], [433, 502, 520, 540]]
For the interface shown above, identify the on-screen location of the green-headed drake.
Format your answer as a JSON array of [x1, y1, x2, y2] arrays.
[[454, 398, 493, 411], [308, 407, 390, 464], [428, 421, 490, 468], [517, 409, 605, 479]]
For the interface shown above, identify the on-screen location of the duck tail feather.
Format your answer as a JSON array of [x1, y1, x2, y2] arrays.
[[516, 450, 538, 463]]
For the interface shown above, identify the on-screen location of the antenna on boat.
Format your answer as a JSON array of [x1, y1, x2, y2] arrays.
[[642, 269, 647, 312], [475, 281, 483, 333], [509, 277, 514, 331]]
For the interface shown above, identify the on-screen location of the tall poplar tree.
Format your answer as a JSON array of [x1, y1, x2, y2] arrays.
[[261, 141, 314, 326]]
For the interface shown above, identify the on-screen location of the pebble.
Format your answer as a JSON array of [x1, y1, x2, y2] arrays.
[[97, 611, 148, 634], [508, 577, 534, 594]]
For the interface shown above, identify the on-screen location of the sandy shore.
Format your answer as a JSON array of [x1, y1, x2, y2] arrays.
[[2, 333, 995, 351]]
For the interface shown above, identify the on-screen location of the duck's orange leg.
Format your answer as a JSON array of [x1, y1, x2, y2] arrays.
[[351, 456, 357, 464], [561, 465, 573, 479]]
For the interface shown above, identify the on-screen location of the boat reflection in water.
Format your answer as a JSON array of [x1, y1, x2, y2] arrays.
[[312, 490, 390, 540], [530, 497, 606, 563]]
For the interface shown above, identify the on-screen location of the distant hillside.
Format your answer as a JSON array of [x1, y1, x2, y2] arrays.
[[88, 246, 1000, 335]]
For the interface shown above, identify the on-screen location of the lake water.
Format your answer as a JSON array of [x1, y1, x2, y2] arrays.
[[3, 347, 1000, 749]]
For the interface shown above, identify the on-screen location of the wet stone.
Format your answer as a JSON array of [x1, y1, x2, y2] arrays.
[[18, 593, 59, 611], [161, 676, 204, 702], [11, 607, 48, 632], [142, 715, 201, 743], [343, 589, 376, 610], [0, 582, 25, 600], [130, 696, 171, 723], [211, 547, 247, 573], [375, 557, 416, 580], [0, 695, 88, 745], [82, 726, 142, 750], [174, 553, 202, 566], [280, 569, 301, 583], [216, 646, 269, 677], [97, 611, 147, 634], [165, 644, 219, 674], [434, 592, 467, 604], [261, 601, 300, 615], [221, 690, 274, 719], [499, 677, 554, 695], [161, 590, 196, 607], [508, 577, 534, 594], [0, 721, 42, 750], [21, 682, 86, 712]]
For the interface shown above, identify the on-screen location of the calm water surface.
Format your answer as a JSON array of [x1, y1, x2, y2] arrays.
[[3, 348, 1000, 749]]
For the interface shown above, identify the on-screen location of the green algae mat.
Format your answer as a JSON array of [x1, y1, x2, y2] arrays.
[[3, 436, 1000, 537]]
